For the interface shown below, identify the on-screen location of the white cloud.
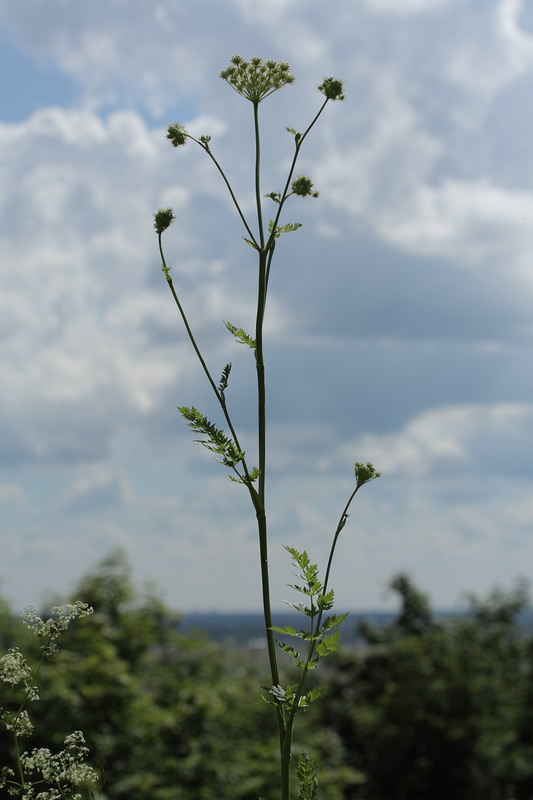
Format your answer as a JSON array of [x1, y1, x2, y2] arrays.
[[2, 0, 533, 612], [348, 403, 533, 477], [358, 0, 460, 15], [0, 105, 228, 462], [375, 178, 533, 265], [0, 484, 25, 504], [446, 0, 533, 96]]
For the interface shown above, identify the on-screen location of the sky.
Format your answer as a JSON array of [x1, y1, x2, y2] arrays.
[[1, 0, 533, 614]]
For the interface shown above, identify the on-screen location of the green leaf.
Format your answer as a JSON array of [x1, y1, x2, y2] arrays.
[[283, 601, 315, 616], [269, 625, 300, 637], [276, 639, 300, 661], [317, 589, 335, 611], [268, 220, 302, 239], [218, 363, 232, 395], [284, 546, 310, 569], [178, 406, 244, 468], [297, 752, 319, 800], [288, 583, 312, 596], [322, 613, 349, 632], [315, 628, 341, 657], [245, 466, 261, 483], [306, 686, 326, 704], [224, 321, 256, 349], [228, 466, 260, 485]]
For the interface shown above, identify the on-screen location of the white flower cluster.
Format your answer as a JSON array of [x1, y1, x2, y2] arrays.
[[21, 602, 93, 657], [0, 647, 38, 698], [20, 731, 98, 799], [0, 602, 97, 798]]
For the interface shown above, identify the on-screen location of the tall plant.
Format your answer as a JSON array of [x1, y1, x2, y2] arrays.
[[154, 55, 380, 800]]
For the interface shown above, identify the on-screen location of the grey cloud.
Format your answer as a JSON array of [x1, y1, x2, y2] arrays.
[[60, 472, 127, 513]]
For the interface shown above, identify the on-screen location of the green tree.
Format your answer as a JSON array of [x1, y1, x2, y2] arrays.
[[1, 551, 281, 800], [316, 575, 532, 800]]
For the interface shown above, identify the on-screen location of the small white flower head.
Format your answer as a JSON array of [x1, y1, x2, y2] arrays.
[[0, 766, 15, 789], [269, 684, 287, 702], [220, 55, 295, 103], [2, 708, 34, 736], [0, 647, 32, 686]]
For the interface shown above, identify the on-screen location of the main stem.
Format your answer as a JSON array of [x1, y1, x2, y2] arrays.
[[252, 102, 288, 797]]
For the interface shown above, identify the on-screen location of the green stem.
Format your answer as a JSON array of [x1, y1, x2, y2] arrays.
[[159, 236, 257, 487], [254, 252, 281, 702], [203, 144, 259, 248], [253, 103, 265, 250], [251, 102, 287, 790], [266, 98, 329, 252], [187, 134, 259, 248], [14, 735, 25, 789]]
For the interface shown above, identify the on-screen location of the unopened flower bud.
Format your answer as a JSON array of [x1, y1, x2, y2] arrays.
[[318, 78, 345, 101], [166, 123, 189, 147], [354, 462, 381, 488], [154, 208, 175, 234], [291, 175, 319, 198]]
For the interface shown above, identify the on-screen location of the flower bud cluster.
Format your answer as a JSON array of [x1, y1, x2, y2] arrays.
[[154, 208, 175, 234], [354, 462, 381, 488], [318, 77, 345, 101], [220, 55, 295, 103], [166, 122, 189, 147]]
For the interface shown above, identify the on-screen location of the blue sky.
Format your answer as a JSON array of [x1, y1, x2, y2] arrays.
[[1, 0, 533, 612]]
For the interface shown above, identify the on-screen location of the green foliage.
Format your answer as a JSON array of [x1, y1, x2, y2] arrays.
[[218, 362, 232, 395], [5, 556, 533, 800], [296, 752, 319, 800], [178, 406, 244, 470], [265, 544, 348, 738], [1, 552, 283, 800], [314, 574, 533, 800], [268, 219, 302, 239], [223, 321, 256, 349]]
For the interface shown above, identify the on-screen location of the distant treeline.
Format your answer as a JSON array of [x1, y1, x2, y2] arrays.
[[2, 551, 533, 800]]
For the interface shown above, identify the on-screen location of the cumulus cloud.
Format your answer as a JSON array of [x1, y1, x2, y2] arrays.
[[1, 0, 533, 611], [0, 484, 25, 504], [358, 0, 460, 15], [347, 403, 533, 477]]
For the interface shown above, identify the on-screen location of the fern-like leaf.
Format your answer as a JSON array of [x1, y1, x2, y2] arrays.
[[218, 363, 232, 395], [224, 321, 256, 348]]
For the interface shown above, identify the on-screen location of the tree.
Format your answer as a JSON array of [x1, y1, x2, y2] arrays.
[[316, 574, 532, 800], [1, 551, 280, 800]]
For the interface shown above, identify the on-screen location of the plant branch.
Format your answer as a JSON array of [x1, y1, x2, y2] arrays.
[[158, 235, 255, 489]]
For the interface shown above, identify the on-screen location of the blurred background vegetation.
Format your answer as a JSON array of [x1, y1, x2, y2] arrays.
[[2, 551, 533, 800]]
